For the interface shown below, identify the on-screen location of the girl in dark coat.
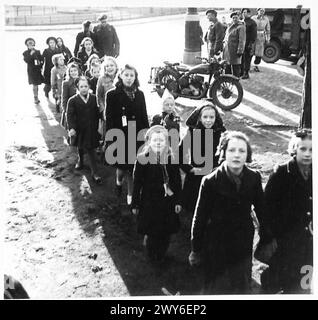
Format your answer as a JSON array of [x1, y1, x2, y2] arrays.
[[131, 125, 182, 262], [42, 36, 59, 98], [74, 20, 97, 57], [179, 104, 226, 214], [261, 129, 312, 294], [23, 38, 44, 104], [189, 131, 270, 294], [56, 37, 72, 64], [67, 76, 102, 184], [105, 64, 149, 206], [61, 62, 81, 130], [77, 37, 99, 73]]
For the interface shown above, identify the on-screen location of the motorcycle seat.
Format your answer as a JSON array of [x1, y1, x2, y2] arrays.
[[163, 61, 180, 67], [176, 65, 189, 72]]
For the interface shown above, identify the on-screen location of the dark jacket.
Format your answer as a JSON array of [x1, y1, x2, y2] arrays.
[[42, 47, 59, 85], [105, 86, 149, 169], [77, 49, 99, 72], [74, 31, 97, 57], [151, 112, 180, 132], [93, 23, 120, 57], [23, 49, 44, 85], [132, 153, 182, 235], [179, 122, 225, 213], [191, 163, 266, 286], [57, 45, 72, 64], [61, 78, 77, 129], [263, 157, 312, 292], [66, 93, 100, 149], [205, 20, 225, 57], [244, 17, 257, 47]]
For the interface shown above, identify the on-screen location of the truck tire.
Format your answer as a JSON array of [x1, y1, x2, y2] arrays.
[[262, 40, 281, 63]]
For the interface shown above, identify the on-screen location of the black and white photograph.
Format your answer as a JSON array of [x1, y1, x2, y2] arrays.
[[1, 0, 315, 302]]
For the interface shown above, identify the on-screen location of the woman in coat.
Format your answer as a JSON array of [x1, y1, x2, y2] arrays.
[[189, 131, 271, 294], [223, 11, 246, 77], [131, 125, 182, 262], [61, 62, 81, 129], [179, 104, 226, 215], [261, 129, 312, 294], [105, 64, 149, 206], [251, 8, 271, 72], [42, 36, 59, 98], [74, 20, 97, 57], [23, 37, 44, 104], [67, 76, 102, 183]]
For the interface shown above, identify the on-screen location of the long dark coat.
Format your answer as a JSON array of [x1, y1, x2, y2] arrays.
[[132, 153, 182, 236], [61, 78, 77, 129], [66, 93, 100, 150], [42, 47, 59, 85], [263, 157, 312, 293], [179, 123, 225, 213], [23, 49, 44, 85], [244, 17, 257, 47], [191, 162, 267, 294], [105, 86, 149, 171], [93, 23, 120, 57], [223, 21, 246, 65]]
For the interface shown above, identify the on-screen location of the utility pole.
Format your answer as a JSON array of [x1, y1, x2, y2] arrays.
[[183, 8, 202, 65]]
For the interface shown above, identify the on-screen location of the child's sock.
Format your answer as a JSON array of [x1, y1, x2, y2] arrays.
[[127, 195, 132, 205]]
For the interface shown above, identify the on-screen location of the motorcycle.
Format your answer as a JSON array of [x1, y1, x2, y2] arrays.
[[149, 55, 243, 111]]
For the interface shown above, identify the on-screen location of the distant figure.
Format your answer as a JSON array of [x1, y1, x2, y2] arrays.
[[240, 8, 257, 79], [93, 14, 120, 58], [74, 20, 97, 57], [23, 37, 44, 104], [221, 16, 228, 33], [223, 11, 246, 77], [204, 9, 225, 58], [251, 8, 271, 72]]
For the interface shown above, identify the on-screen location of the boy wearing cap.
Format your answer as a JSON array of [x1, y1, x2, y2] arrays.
[[93, 14, 120, 58], [23, 38, 44, 104], [204, 9, 225, 58]]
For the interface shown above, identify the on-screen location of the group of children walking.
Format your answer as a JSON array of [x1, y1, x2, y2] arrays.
[[23, 34, 312, 295]]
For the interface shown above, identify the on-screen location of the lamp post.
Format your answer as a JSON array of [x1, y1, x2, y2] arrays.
[[183, 8, 202, 65]]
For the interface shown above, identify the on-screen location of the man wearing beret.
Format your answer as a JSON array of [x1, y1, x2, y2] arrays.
[[204, 9, 225, 59], [223, 11, 246, 77], [93, 13, 120, 58]]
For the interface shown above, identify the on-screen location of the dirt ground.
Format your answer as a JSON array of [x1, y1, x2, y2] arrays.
[[4, 61, 303, 298]]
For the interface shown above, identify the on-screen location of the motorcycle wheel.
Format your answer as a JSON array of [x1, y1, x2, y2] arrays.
[[158, 69, 179, 95], [209, 76, 243, 111]]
